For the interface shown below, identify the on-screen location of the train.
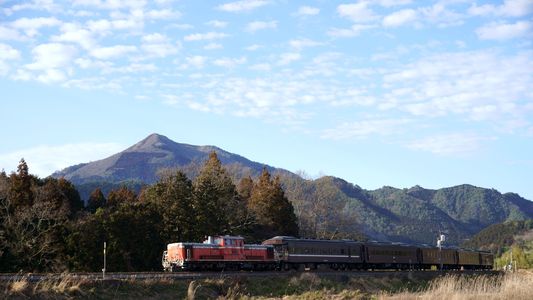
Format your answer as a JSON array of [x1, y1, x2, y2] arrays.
[[162, 235, 493, 272]]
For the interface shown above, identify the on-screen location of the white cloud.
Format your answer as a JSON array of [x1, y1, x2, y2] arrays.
[[3, 0, 59, 16], [321, 118, 412, 140], [36, 69, 68, 83], [289, 38, 324, 50], [86, 19, 112, 34], [71, 0, 147, 10], [337, 2, 378, 23], [206, 20, 228, 28], [26, 43, 77, 70], [278, 52, 301, 65], [10, 17, 61, 37], [468, 0, 533, 18], [374, 0, 412, 7], [146, 9, 181, 20], [249, 63, 271, 71], [204, 43, 223, 50], [217, 0, 269, 12], [383, 9, 418, 27], [475, 21, 532, 41], [327, 24, 375, 38], [141, 33, 180, 57], [0, 43, 21, 60], [213, 56, 246, 68], [0, 26, 24, 40], [419, 3, 465, 28], [104, 63, 157, 74], [0, 142, 124, 177], [245, 20, 277, 33], [381, 50, 533, 130], [90, 45, 137, 59], [295, 6, 320, 16], [245, 44, 262, 51], [184, 32, 229, 41], [0, 43, 21, 76], [52, 23, 96, 50], [184, 55, 208, 68], [407, 133, 496, 156]]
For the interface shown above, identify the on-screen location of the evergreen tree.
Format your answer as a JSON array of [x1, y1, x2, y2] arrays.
[[142, 171, 195, 242], [57, 178, 84, 216], [8, 158, 33, 208], [192, 152, 239, 238], [237, 176, 254, 201], [87, 188, 105, 213], [248, 168, 299, 240]]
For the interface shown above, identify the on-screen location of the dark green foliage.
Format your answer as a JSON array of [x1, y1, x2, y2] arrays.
[[192, 152, 242, 237], [67, 203, 164, 271], [140, 171, 195, 242], [0, 160, 83, 272], [248, 169, 299, 240]]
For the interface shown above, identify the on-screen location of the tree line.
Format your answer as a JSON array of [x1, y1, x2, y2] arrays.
[[0, 153, 298, 272]]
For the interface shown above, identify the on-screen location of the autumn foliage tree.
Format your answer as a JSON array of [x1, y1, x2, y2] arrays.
[[248, 168, 299, 240], [87, 188, 105, 213]]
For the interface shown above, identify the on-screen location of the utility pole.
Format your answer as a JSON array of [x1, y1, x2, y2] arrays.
[[102, 242, 106, 280]]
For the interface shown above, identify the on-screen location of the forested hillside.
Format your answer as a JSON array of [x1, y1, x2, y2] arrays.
[[0, 156, 297, 272], [50, 134, 533, 246], [462, 220, 533, 255]]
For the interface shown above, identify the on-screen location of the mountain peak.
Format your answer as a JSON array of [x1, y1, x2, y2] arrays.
[[128, 133, 172, 151]]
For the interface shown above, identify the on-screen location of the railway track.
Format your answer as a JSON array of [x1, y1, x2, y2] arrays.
[[0, 270, 502, 282]]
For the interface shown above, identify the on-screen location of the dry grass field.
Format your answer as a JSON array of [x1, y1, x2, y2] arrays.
[[1, 271, 532, 299], [381, 270, 533, 300]]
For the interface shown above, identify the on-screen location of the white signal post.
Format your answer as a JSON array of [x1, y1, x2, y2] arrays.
[[437, 234, 445, 270], [103, 242, 106, 280]]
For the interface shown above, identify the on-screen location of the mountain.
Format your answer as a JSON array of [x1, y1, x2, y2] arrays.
[[51, 133, 533, 245], [282, 176, 533, 245], [52, 133, 292, 199]]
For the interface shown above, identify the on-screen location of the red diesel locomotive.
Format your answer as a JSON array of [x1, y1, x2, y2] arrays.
[[162, 235, 275, 271]]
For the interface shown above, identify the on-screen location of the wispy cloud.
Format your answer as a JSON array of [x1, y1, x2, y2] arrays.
[[382, 9, 418, 27], [406, 133, 496, 156], [245, 20, 277, 33], [0, 143, 124, 177], [217, 0, 269, 13], [321, 118, 412, 140], [295, 6, 320, 16], [184, 32, 229, 41], [475, 21, 532, 41]]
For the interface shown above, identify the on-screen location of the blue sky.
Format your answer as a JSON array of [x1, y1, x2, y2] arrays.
[[1, 0, 532, 199]]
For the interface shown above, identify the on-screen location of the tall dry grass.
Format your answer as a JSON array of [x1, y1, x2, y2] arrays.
[[383, 271, 533, 300], [4, 273, 88, 298]]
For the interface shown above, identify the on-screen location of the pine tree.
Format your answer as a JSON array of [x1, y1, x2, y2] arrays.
[[248, 168, 299, 240], [142, 171, 195, 242], [237, 176, 254, 201], [192, 152, 239, 238], [8, 158, 33, 208], [57, 178, 84, 215], [87, 188, 105, 213]]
